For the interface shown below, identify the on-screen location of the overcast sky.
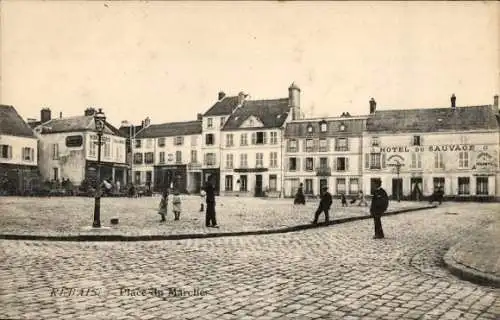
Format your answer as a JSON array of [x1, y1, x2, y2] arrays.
[[1, 1, 499, 127]]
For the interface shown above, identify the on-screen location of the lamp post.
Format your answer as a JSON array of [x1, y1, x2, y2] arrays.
[[92, 108, 106, 228]]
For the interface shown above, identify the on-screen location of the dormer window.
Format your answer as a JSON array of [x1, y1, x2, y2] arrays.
[[307, 125, 313, 133], [371, 137, 380, 147], [339, 123, 346, 131], [320, 121, 327, 133]]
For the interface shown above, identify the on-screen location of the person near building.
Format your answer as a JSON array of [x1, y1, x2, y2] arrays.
[[312, 186, 333, 225], [199, 188, 206, 212], [158, 189, 169, 222], [429, 187, 444, 205], [370, 179, 389, 239], [203, 176, 218, 228], [294, 183, 306, 205], [357, 191, 368, 207], [340, 193, 348, 207], [172, 190, 182, 221]]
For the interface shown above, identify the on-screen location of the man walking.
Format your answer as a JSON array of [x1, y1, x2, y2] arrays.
[[370, 179, 389, 239], [204, 176, 218, 228], [312, 186, 333, 225]]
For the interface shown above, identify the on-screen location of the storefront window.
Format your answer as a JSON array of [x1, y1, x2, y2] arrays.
[[476, 177, 488, 195], [458, 177, 470, 195]]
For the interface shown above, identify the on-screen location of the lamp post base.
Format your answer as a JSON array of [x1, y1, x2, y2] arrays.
[[82, 226, 112, 231]]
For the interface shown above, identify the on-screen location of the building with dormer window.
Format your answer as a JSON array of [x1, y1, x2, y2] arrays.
[[283, 114, 367, 198], [363, 95, 500, 201]]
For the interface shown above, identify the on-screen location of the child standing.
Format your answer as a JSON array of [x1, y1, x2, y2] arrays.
[[172, 190, 182, 221], [158, 189, 169, 222], [340, 193, 348, 207], [199, 189, 206, 212]]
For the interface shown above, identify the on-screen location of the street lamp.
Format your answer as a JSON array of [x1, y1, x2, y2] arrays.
[[92, 108, 106, 228]]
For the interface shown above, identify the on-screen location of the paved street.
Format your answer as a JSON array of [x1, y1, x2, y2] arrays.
[[0, 196, 428, 236], [0, 203, 499, 320]]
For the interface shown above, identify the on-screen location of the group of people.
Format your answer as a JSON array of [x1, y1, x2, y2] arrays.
[[296, 180, 389, 239]]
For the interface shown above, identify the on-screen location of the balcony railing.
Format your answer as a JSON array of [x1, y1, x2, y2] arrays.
[[316, 166, 332, 176]]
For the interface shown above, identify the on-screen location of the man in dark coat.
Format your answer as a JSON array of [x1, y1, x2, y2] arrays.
[[312, 186, 333, 225], [294, 183, 306, 205], [429, 187, 444, 205], [370, 179, 389, 239], [203, 176, 218, 228]]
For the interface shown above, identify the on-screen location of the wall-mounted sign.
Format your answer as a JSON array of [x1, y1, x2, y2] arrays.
[[380, 144, 475, 153], [65, 135, 83, 148], [474, 152, 497, 169], [90, 135, 110, 142]]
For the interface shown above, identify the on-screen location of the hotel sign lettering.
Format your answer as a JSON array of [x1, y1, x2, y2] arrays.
[[380, 145, 475, 153]]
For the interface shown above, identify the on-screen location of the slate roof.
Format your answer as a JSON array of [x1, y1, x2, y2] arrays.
[[285, 117, 367, 138], [0, 105, 36, 138], [37, 116, 124, 136], [366, 105, 499, 133], [203, 96, 240, 116], [135, 120, 202, 138], [221, 98, 291, 131]]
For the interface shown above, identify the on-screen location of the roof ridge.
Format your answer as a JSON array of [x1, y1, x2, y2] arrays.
[[377, 104, 492, 112]]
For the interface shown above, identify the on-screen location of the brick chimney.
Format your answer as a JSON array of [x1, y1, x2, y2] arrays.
[[238, 91, 246, 105], [494, 95, 498, 108], [197, 113, 203, 121], [451, 94, 456, 109], [218, 91, 226, 101], [369, 98, 376, 114], [84, 107, 96, 116], [289, 82, 301, 120], [143, 117, 151, 128], [41, 108, 51, 123]]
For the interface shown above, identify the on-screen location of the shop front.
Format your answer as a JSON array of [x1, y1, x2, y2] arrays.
[[85, 161, 128, 187], [154, 165, 187, 193]]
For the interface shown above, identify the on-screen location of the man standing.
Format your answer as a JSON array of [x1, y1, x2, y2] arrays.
[[370, 179, 389, 239], [204, 176, 218, 228], [312, 186, 333, 225]]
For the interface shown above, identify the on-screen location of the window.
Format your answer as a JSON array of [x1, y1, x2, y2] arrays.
[[336, 178, 346, 195], [89, 140, 96, 157], [191, 135, 197, 146], [0, 145, 12, 159], [53, 168, 59, 181], [289, 158, 297, 171], [411, 153, 422, 169], [104, 143, 111, 158], [52, 144, 59, 160], [174, 136, 184, 146], [226, 134, 234, 147], [240, 133, 248, 146], [135, 139, 141, 148], [134, 153, 143, 164], [458, 177, 470, 195], [134, 172, 141, 184], [319, 139, 328, 152], [305, 179, 313, 194], [370, 153, 381, 169], [305, 139, 313, 152], [239, 175, 248, 191], [205, 134, 214, 145], [207, 118, 213, 128], [270, 132, 278, 144], [175, 151, 182, 163], [320, 122, 327, 132], [305, 157, 314, 171], [289, 139, 298, 152], [339, 123, 346, 131], [412, 136, 421, 146], [158, 137, 166, 147], [146, 139, 152, 148], [269, 175, 277, 191], [434, 152, 444, 169], [22, 147, 34, 161], [240, 154, 248, 168], [146, 171, 152, 183], [319, 157, 328, 168], [269, 152, 278, 168], [307, 125, 313, 133], [371, 137, 380, 147], [204, 153, 216, 166], [191, 150, 197, 163], [65, 135, 83, 147], [459, 151, 469, 168], [226, 154, 234, 169], [336, 157, 348, 171], [159, 152, 165, 164], [433, 177, 445, 193], [225, 175, 233, 191], [476, 177, 488, 195], [335, 138, 348, 151], [349, 178, 359, 194], [253, 132, 266, 145], [220, 117, 226, 127], [256, 153, 264, 168], [145, 152, 154, 164]]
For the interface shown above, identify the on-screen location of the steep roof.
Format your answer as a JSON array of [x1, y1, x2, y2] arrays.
[[135, 120, 202, 138], [285, 117, 367, 138], [37, 115, 124, 136], [203, 96, 240, 116], [0, 105, 36, 138], [366, 105, 499, 133], [221, 98, 291, 131]]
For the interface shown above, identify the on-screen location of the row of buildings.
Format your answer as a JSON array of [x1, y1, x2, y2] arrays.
[[1, 83, 499, 200]]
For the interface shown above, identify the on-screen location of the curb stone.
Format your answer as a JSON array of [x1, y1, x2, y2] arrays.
[[0, 205, 436, 242]]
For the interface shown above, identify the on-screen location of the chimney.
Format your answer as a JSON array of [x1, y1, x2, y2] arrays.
[[84, 107, 96, 116], [238, 91, 246, 105], [59, 112, 62, 119], [289, 82, 301, 120], [197, 113, 203, 121], [218, 91, 226, 101], [40, 108, 51, 123], [120, 120, 130, 127], [451, 94, 456, 109], [494, 95, 499, 108], [144, 117, 151, 128], [369, 98, 376, 114]]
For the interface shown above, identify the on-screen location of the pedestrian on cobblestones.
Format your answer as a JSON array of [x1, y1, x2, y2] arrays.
[[200, 189, 206, 212], [340, 193, 348, 207], [158, 189, 169, 222], [312, 186, 332, 225], [370, 179, 389, 239], [172, 190, 182, 221], [204, 177, 218, 228], [294, 183, 306, 205]]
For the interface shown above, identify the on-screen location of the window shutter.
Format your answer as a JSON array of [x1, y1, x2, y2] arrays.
[[203, 153, 207, 165], [346, 138, 350, 151], [333, 157, 337, 171], [345, 157, 349, 171], [326, 139, 330, 152], [8, 146, 12, 159], [382, 153, 386, 168], [31, 149, 34, 162], [365, 153, 370, 169], [296, 158, 300, 171], [251, 133, 256, 145], [314, 139, 319, 152], [303, 139, 307, 152], [263, 132, 267, 144], [420, 136, 424, 146], [286, 140, 290, 152]]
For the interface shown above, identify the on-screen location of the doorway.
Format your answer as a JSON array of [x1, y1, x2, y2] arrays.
[[255, 174, 263, 197], [392, 178, 403, 201], [410, 177, 423, 201]]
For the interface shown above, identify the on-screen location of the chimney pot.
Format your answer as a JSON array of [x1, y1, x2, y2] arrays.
[[451, 94, 456, 109], [59, 112, 62, 119], [84, 107, 96, 116], [40, 108, 52, 123], [494, 95, 499, 107], [218, 91, 226, 101], [197, 113, 203, 121], [369, 98, 377, 114], [238, 91, 246, 105]]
